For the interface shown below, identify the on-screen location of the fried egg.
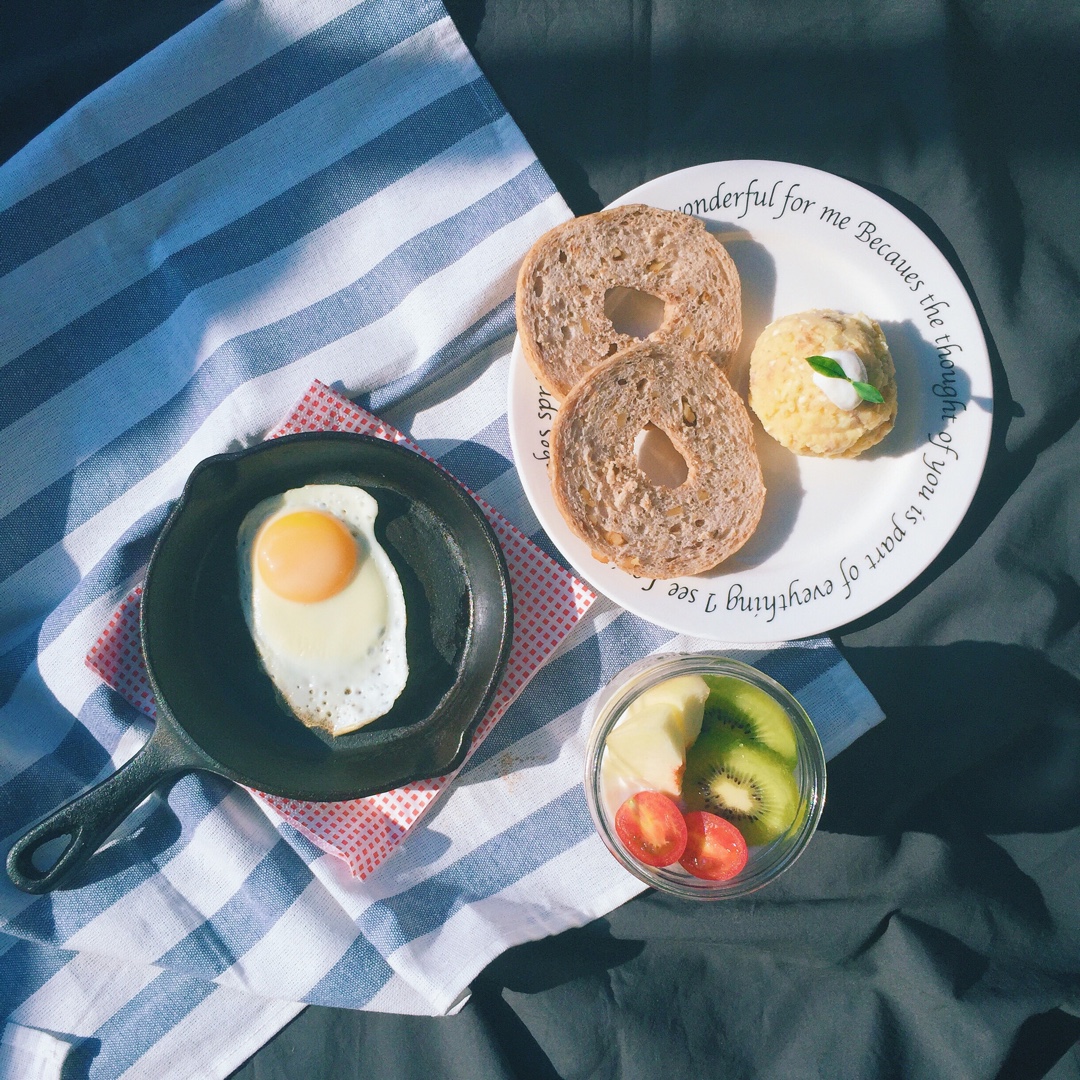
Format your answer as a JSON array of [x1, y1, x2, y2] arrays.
[[236, 484, 408, 734]]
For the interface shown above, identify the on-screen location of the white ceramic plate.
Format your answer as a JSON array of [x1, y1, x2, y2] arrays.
[[507, 160, 993, 642]]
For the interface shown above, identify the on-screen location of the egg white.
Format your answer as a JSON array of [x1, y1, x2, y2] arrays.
[[236, 484, 408, 734]]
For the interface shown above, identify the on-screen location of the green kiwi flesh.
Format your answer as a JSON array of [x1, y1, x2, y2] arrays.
[[701, 674, 798, 768], [681, 723, 748, 790], [682, 740, 802, 846]]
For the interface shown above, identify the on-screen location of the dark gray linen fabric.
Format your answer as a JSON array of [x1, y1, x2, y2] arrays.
[[4, 1, 1079, 1077]]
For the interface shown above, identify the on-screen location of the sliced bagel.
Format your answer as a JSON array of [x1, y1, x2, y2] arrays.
[[550, 342, 765, 579], [515, 204, 742, 399]]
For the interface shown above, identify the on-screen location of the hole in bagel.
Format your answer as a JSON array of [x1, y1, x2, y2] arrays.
[[634, 423, 689, 488], [604, 287, 666, 340]]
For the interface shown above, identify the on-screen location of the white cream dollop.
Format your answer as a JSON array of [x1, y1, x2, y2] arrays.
[[811, 349, 866, 411]]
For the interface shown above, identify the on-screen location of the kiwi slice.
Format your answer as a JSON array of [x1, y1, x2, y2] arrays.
[[701, 674, 798, 768], [681, 723, 749, 793], [682, 740, 802, 846]]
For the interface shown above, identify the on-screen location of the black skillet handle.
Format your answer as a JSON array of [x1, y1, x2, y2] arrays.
[[5, 722, 196, 894]]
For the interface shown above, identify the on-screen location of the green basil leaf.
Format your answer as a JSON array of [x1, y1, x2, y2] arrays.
[[806, 355, 848, 379], [852, 381, 885, 404]]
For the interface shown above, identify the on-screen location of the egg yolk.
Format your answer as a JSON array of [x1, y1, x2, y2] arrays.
[[255, 510, 358, 603]]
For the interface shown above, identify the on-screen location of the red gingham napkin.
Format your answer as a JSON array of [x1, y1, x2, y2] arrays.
[[86, 380, 596, 879]]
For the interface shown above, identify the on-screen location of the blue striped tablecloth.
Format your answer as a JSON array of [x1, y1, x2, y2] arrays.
[[0, 1, 884, 1076]]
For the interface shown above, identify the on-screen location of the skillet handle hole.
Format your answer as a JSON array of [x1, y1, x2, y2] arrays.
[[31, 832, 75, 873], [7, 823, 86, 893], [5, 724, 189, 894]]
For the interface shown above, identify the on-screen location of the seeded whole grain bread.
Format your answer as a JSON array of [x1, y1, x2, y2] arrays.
[[515, 204, 742, 399], [550, 343, 766, 579]]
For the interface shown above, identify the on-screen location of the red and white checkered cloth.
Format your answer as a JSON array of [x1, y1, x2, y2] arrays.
[[86, 380, 595, 879]]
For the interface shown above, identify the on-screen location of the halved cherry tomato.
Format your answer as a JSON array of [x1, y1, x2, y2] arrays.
[[614, 791, 688, 867], [679, 810, 748, 881]]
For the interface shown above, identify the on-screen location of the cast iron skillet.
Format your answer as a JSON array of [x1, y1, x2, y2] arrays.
[[6, 431, 513, 893]]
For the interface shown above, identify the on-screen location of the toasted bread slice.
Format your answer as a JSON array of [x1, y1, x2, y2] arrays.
[[550, 342, 765, 579], [516, 204, 742, 399]]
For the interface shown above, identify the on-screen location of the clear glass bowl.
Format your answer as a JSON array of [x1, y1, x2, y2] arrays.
[[584, 653, 826, 899]]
